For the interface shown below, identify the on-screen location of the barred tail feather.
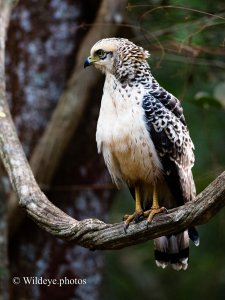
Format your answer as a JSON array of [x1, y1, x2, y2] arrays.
[[154, 231, 190, 271]]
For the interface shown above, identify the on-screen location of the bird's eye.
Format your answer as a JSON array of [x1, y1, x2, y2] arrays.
[[96, 49, 106, 59]]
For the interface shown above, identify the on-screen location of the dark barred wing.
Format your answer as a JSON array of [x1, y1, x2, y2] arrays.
[[142, 93, 195, 206], [150, 79, 186, 125]]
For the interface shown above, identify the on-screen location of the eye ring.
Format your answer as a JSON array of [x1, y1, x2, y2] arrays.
[[96, 49, 106, 59]]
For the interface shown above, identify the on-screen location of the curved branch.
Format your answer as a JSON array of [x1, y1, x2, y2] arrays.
[[1, 102, 225, 250], [1, 1, 225, 251]]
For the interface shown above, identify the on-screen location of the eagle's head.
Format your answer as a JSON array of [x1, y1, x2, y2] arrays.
[[84, 38, 150, 76]]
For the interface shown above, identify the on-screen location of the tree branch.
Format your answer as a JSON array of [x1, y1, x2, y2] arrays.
[[1, 103, 225, 250], [1, 66, 225, 249], [1, 1, 225, 251]]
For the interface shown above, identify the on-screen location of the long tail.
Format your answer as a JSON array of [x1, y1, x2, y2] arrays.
[[154, 228, 199, 271]]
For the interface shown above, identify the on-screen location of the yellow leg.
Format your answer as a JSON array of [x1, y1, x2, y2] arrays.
[[135, 186, 142, 211], [123, 186, 144, 232], [152, 184, 159, 209], [144, 184, 167, 224]]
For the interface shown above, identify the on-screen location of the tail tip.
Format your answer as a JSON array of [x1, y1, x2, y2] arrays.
[[155, 258, 188, 271], [155, 260, 168, 269]]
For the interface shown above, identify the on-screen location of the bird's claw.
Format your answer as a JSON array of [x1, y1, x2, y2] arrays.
[[123, 207, 167, 232], [123, 210, 144, 233]]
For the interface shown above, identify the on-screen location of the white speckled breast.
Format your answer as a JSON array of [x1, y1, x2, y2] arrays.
[[96, 74, 163, 187]]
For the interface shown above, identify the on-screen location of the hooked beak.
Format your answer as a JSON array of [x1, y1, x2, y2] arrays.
[[84, 56, 97, 68]]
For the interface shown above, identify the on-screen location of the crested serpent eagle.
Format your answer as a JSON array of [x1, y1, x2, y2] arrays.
[[84, 38, 199, 270]]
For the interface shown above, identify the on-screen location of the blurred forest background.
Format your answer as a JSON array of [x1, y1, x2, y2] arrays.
[[0, 0, 225, 299]]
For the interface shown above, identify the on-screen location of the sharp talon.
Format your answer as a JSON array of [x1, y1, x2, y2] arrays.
[[124, 222, 129, 234], [162, 207, 168, 213]]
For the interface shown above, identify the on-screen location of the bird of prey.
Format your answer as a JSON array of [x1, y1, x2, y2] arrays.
[[84, 38, 199, 270]]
